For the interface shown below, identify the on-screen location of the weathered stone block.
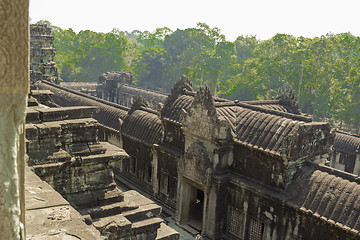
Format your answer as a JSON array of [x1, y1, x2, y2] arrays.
[[36, 123, 61, 136], [31, 161, 69, 177], [67, 143, 90, 156], [92, 214, 132, 235], [26, 108, 40, 123], [89, 143, 107, 154], [25, 124, 38, 140], [37, 106, 98, 122], [26, 139, 40, 151], [156, 223, 180, 240], [27, 149, 71, 166], [132, 217, 163, 235], [122, 203, 161, 223], [85, 169, 113, 187]]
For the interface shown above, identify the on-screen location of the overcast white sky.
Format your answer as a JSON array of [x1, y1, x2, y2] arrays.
[[30, 0, 360, 41]]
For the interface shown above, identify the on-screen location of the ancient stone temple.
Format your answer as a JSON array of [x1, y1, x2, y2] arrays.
[[26, 92, 179, 239], [30, 24, 59, 84], [36, 76, 360, 240], [96, 71, 167, 111]]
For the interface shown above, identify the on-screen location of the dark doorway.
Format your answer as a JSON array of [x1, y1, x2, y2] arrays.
[[188, 188, 204, 231]]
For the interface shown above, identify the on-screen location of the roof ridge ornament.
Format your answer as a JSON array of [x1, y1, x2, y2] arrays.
[[192, 83, 217, 118], [171, 75, 193, 95], [195, 83, 214, 104], [275, 82, 301, 114], [128, 96, 149, 115]]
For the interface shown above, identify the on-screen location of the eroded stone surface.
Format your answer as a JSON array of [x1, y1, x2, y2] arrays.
[[30, 24, 59, 84], [25, 166, 102, 239]]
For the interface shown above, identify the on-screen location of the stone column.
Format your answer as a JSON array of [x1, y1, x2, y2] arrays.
[[151, 146, 159, 194], [0, 0, 29, 239], [353, 153, 360, 175]]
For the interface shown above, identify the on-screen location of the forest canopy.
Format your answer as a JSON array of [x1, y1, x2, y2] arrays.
[[38, 20, 360, 132]]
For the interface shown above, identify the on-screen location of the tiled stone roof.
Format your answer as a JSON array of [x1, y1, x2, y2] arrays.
[[122, 108, 163, 145], [180, 84, 333, 160], [334, 131, 360, 154], [288, 164, 360, 233], [243, 100, 292, 112], [60, 82, 98, 92], [161, 94, 194, 122], [217, 105, 303, 151], [118, 84, 168, 104]]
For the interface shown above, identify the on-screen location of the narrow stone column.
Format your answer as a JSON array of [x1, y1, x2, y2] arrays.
[[0, 0, 29, 239], [151, 145, 159, 194]]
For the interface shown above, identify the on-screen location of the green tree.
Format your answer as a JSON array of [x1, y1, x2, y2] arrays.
[[53, 28, 130, 82], [134, 47, 170, 90]]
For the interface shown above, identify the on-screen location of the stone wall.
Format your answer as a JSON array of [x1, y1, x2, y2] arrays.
[[0, 0, 29, 238]]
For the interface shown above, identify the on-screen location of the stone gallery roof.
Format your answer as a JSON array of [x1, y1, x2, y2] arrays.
[[60, 82, 98, 92], [216, 104, 331, 160], [36, 81, 129, 131], [118, 84, 168, 104], [121, 107, 163, 145], [334, 131, 360, 154], [216, 104, 303, 150], [242, 100, 293, 112], [161, 94, 194, 122], [37, 78, 332, 160], [287, 164, 360, 234], [161, 76, 307, 123], [161, 77, 328, 160], [160, 76, 195, 122], [214, 101, 322, 158]]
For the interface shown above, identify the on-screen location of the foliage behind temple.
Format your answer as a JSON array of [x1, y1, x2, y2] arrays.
[[40, 20, 359, 132]]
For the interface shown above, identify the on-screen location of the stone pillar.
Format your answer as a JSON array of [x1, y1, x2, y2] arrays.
[[203, 186, 216, 238], [353, 153, 360, 175], [151, 145, 159, 194], [0, 0, 29, 239]]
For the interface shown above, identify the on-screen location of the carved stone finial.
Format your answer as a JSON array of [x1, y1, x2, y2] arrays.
[[195, 83, 213, 103], [275, 82, 300, 114], [192, 83, 216, 117], [128, 96, 149, 115], [171, 75, 193, 95]]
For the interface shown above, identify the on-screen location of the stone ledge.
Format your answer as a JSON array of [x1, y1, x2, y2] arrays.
[[25, 167, 101, 239], [156, 222, 180, 240], [92, 213, 132, 233], [36, 106, 99, 122], [132, 217, 163, 235], [122, 203, 162, 222]]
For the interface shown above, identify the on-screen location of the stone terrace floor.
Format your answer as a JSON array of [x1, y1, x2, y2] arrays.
[[25, 166, 102, 239]]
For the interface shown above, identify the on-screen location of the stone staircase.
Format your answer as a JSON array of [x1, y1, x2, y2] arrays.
[[26, 101, 179, 240]]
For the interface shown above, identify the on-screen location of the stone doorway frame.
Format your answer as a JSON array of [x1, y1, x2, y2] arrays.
[[176, 175, 208, 233]]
